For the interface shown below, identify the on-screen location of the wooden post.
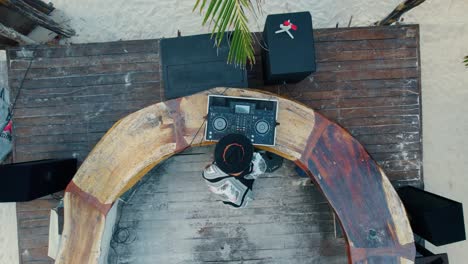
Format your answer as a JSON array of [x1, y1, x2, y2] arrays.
[[23, 0, 55, 15], [0, 22, 37, 44], [0, 0, 75, 37], [376, 0, 426, 26]]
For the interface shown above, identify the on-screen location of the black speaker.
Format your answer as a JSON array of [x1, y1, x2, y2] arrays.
[[160, 34, 248, 99], [415, 242, 449, 264], [397, 186, 466, 246], [262, 11, 316, 84], [260, 151, 283, 173], [416, 254, 449, 264], [0, 159, 77, 202]]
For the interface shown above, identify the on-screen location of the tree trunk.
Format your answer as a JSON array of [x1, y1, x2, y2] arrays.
[[0, 22, 37, 44], [1, 0, 75, 37], [376, 0, 426, 26]]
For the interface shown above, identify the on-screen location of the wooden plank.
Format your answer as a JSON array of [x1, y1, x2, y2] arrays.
[[9, 70, 160, 90], [18, 246, 52, 263], [2, 0, 75, 37], [355, 132, 420, 145], [8, 61, 160, 80], [339, 105, 420, 118], [314, 38, 418, 51], [347, 124, 420, 136], [316, 58, 418, 72], [17, 198, 59, 211], [54, 191, 107, 264], [300, 85, 419, 100], [15, 89, 161, 109], [302, 95, 419, 110], [57, 88, 415, 264], [9, 52, 160, 70], [339, 115, 419, 127], [12, 81, 161, 100], [0, 21, 36, 44], [316, 48, 417, 62], [314, 26, 417, 42], [312, 68, 419, 82], [109, 147, 345, 263], [16, 197, 57, 264], [9, 26, 421, 263], [264, 78, 419, 92], [13, 132, 105, 145], [14, 98, 157, 117], [7, 39, 159, 59], [13, 150, 90, 163]]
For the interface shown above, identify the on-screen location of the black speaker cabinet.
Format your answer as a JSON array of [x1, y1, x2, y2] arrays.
[[398, 186, 466, 246], [415, 242, 449, 263], [0, 159, 77, 202], [262, 11, 316, 84], [160, 33, 248, 99]]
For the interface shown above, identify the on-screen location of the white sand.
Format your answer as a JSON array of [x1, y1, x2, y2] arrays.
[[0, 51, 20, 264], [49, 0, 404, 43], [2, 0, 468, 263], [403, 1, 468, 260], [0, 203, 19, 264]]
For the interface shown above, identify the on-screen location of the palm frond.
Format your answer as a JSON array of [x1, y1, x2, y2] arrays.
[[194, 0, 259, 67], [464, 55, 468, 67]]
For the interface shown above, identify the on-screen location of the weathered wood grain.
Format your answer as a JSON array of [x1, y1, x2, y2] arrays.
[[55, 88, 415, 264], [8, 39, 159, 60], [1, 0, 75, 37], [55, 190, 107, 264], [109, 150, 345, 264], [7, 25, 422, 263]]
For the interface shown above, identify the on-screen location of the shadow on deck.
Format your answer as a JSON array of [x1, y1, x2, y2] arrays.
[[108, 146, 347, 264]]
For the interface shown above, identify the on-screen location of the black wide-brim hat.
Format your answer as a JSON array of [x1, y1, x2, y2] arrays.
[[214, 134, 254, 175]]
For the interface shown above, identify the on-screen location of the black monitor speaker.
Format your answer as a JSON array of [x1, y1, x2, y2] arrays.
[[397, 186, 465, 246], [0, 159, 77, 202], [262, 11, 316, 84]]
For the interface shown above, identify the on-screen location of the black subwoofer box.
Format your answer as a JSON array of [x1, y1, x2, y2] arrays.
[[0, 159, 77, 202], [397, 186, 465, 246], [160, 33, 248, 99], [262, 11, 316, 84]]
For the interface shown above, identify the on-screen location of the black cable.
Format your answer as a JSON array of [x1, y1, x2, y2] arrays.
[[51, 193, 63, 201], [2, 47, 37, 132], [109, 199, 137, 263]]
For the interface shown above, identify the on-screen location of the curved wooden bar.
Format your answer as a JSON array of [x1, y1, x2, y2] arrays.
[[55, 88, 415, 263]]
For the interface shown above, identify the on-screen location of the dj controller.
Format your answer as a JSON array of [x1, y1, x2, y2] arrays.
[[205, 95, 278, 146]]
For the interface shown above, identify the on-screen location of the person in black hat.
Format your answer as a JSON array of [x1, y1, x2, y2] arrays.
[[202, 134, 266, 208]]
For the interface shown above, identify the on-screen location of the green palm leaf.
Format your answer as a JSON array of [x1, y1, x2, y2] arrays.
[[464, 55, 468, 67], [194, 0, 259, 68]]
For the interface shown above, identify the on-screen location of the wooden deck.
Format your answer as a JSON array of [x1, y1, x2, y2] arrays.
[[7, 25, 422, 263], [108, 146, 347, 264]]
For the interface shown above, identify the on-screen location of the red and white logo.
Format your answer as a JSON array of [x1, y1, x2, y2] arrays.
[[275, 20, 298, 39]]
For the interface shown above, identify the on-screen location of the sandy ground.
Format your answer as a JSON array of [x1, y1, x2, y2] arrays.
[[0, 51, 20, 264], [0, 203, 19, 264], [403, 1, 468, 259], [1, 0, 467, 263], [48, 0, 405, 43]]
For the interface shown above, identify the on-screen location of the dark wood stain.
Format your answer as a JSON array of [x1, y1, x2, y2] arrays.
[[164, 98, 190, 151], [65, 181, 112, 215], [298, 120, 416, 262]]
